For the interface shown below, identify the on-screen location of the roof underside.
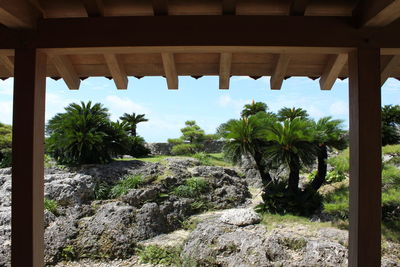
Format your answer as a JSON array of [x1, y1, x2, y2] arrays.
[[0, 0, 400, 90]]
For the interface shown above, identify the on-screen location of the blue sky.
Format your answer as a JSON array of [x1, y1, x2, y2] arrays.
[[0, 76, 399, 142]]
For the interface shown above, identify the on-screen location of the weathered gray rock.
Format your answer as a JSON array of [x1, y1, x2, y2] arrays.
[[219, 208, 261, 226], [121, 186, 161, 207]]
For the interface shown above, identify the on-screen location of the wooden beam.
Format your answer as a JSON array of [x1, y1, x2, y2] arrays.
[[0, 0, 41, 28], [104, 54, 128, 89], [0, 55, 13, 75], [381, 55, 400, 86], [161, 52, 178, 89], [219, 53, 232, 89], [152, 0, 168, 16], [51, 55, 80, 90], [222, 0, 236, 15], [354, 0, 400, 27], [289, 0, 310, 16], [348, 47, 381, 267], [34, 16, 367, 49], [319, 53, 347, 90], [12, 47, 46, 267], [270, 54, 290, 90], [83, 0, 104, 17]]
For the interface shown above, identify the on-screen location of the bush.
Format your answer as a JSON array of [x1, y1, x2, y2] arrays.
[[173, 177, 209, 198], [110, 175, 144, 198], [171, 143, 202, 155], [0, 148, 11, 168], [167, 138, 183, 145], [94, 182, 112, 200], [382, 144, 400, 155], [128, 136, 150, 157], [44, 198, 59, 215], [192, 152, 212, 165], [46, 101, 130, 165], [136, 245, 182, 266], [327, 149, 349, 173], [258, 182, 323, 217]]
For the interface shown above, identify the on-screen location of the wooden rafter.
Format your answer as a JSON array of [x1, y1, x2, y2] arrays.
[[161, 53, 178, 89], [219, 53, 232, 89], [0, 55, 13, 75], [289, 0, 310, 16], [381, 55, 400, 86], [222, 0, 237, 15], [152, 0, 168, 16], [51, 55, 81, 90], [319, 53, 347, 90], [354, 0, 400, 27], [0, 0, 41, 28], [104, 54, 128, 89], [83, 0, 104, 17], [270, 54, 290, 90]]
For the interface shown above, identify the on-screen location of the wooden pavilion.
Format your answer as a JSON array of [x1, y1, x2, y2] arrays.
[[0, 0, 399, 266]]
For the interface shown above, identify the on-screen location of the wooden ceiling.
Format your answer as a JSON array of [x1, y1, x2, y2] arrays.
[[0, 0, 400, 90]]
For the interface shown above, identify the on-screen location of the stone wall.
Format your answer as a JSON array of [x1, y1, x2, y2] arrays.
[[145, 141, 224, 155]]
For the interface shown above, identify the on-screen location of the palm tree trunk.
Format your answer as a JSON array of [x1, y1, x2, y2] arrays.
[[253, 150, 272, 186], [310, 145, 328, 191], [132, 126, 137, 137], [288, 156, 300, 192]]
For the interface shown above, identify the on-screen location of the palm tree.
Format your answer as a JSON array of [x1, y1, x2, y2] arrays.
[[241, 100, 268, 118], [119, 113, 148, 137], [277, 107, 309, 121], [219, 113, 274, 185], [46, 101, 115, 164], [265, 118, 316, 192], [309, 117, 347, 190]]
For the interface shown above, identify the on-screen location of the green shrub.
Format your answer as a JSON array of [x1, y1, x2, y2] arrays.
[[94, 182, 112, 200], [326, 170, 347, 183], [110, 175, 144, 198], [44, 198, 59, 215], [173, 177, 209, 198], [61, 245, 77, 261], [382, 164, 400, 188], [382, 144, 400, 155], [128, 136, 150, 157], [258, 182, 323, 217], [192, 152, 212, 166], [136, 245, 182, 266], [0, 148, 11, 168], [167, 138, 183, 145], [171, 143, 202, 155], [327, 149, 349, 173]]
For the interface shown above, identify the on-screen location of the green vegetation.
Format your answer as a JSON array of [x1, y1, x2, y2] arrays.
[[168, 120, 218, 156], [61, 245, 77, 261], [119, 112, 148, 137], [110, 175, 144, 198], [44, 198, 59, 215], [241, 100, 268, 118], [0, 123, 12, 168], [46, 101, 149, 166], [382, 105, 400, 146], [173, 177, 209, 198], [136, 245, 182, 266], [219, 103, 347, 215]]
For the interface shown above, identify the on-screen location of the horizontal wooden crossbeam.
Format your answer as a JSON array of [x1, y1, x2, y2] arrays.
[[33, 16, 367, 49]]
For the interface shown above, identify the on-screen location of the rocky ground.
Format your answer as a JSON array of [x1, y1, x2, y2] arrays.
[[0, 157, 399, 266]]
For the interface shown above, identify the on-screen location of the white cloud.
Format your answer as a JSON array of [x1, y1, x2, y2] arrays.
[[105, 95, 149, 121], [217, 95, 251, 113], [329, 101, 348, 116], [0, 101, 13, 124], [382, 78, 400, 92], [0, 79, 13, 96]]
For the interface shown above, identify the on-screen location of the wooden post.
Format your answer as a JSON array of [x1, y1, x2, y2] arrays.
[[348, 47, 381, 267], [11, 47, 47, 267]]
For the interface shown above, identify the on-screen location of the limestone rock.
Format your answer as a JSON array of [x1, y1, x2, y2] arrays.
[[219, 208, 261, 226]]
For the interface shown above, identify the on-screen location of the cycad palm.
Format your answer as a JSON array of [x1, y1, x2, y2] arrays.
[[265, 118, 316, 192], [119, 113, 148, 137], [47, 101, 115, 164], [309, 117, 347, 190], [277, 107, 309, 121], [241, 101, 268, 118], [219, 113, 274, 185]]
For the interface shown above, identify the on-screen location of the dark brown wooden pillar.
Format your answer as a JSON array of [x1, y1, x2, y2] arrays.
[[348, 47, 381, 267], [12, 48, 47, 267]]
